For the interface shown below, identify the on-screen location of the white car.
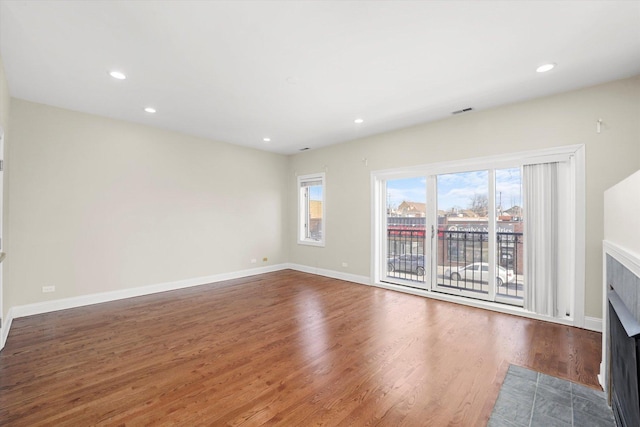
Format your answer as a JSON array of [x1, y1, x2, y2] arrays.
[[445, 262, 513, 286]]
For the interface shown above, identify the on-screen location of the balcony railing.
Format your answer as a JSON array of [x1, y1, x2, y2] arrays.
[[387, 226, 524, 300], [387, 229, 427, 283], [439, 230, 523, 299]]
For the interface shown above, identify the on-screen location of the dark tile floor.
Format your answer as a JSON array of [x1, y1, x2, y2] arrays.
[[489, 365, 615, 427]]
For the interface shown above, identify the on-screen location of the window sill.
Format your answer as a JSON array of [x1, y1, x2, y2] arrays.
[[298, 240, 325, 248]]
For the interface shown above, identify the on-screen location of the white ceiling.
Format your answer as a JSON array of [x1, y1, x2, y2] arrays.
[[1, 1, 639, 155]]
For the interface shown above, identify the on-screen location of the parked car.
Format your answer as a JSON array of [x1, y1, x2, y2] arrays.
[[444, 262, 513, 286], [388, 254, 425, 276]]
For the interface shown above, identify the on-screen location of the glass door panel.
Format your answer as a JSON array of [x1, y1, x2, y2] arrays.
[[495, 167, 524, 306], [385, 177, 427, 288], [436, 171, 491, 299]]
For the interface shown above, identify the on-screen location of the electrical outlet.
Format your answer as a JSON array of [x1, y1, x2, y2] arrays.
[[263, 257, 268, 262], [42, 285, 55, 293], [342, 262, 348, 268], [251, 259, 257, 264]]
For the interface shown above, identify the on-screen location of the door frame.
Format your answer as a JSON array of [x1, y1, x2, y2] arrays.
[[0, 126, 4, 343]]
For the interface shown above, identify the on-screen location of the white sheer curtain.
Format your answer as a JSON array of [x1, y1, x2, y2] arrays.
[[523, 162, 559, 316]]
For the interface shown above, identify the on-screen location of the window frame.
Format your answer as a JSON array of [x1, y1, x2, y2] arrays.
[[298, 172, 326, 247], [371, 144, 586, 327]]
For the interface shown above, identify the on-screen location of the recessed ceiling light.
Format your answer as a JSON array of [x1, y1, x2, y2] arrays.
[[144, 107, 156, 113], [263, 137, 271, 142], [354, 118, 364, 124], [536, 63, 556, 73], [109, 70, 127, 80]]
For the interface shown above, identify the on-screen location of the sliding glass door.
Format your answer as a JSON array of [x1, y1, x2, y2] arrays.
[[384, 177, 428, 289], [379, 168, 525, 306], [434, 168, 524, 305]]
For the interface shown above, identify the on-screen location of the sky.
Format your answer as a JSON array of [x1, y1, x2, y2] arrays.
[[309, 185, 323, 200], [386, 168, 522, 211]]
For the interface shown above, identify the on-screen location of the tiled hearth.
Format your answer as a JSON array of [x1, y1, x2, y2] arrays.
[[489, 365, 614, 427]]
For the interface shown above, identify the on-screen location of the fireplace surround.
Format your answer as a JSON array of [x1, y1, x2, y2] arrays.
[[608, 290, 640, 427], [604, 247, 640, 427]]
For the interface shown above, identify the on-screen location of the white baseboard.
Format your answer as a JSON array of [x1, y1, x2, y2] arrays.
[[1, 307, 14, 350], [286, 263, 371, 286], [0, 262, 604, 352], [370, 279, 583, 327], [11, 264, 288, 320], [287, 263, 605, 331], [598, 362, 606, 392], [0, 263, 362, 351], [3, 264, 287, 339], [584, 316, 602, 332]]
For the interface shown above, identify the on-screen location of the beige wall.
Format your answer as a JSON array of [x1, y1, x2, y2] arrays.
[[0, 56, 10, 320], [605, 169, 640, 257], [6, 99, 288, 307], [288, 76, 640, 319], [2, 64, 638, 322], [0, 57, 9, 131]]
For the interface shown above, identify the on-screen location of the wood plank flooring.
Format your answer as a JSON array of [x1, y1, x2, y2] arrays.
[[0, 270, 602, 426]]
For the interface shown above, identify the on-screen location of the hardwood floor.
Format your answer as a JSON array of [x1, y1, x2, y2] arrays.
[[0, 270, 602, 426]]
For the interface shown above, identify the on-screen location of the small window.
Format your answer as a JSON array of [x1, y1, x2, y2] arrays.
[[298, 173, 325, 246]]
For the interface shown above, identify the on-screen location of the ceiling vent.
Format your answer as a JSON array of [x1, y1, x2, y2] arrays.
[[452, 107, 473, 115]]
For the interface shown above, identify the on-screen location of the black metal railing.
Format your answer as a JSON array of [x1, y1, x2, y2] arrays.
[[438, 230, 523, 299], [386, 226, 524, 300], [496, 232, 523, 299], [438, 231, 488, 293], [387, 228, 426, 282]]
